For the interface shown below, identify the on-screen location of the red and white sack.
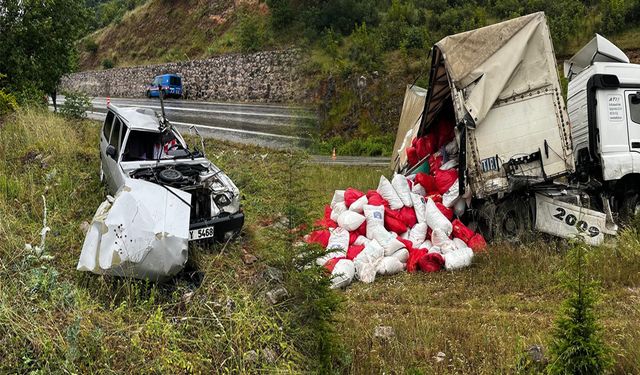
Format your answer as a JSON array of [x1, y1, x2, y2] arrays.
[[337, 210, 366, 232], [353, 235, 371, 246], [425, 198, 453, 235], [354, 239, 384, 283], [326, 227, 350, 251], [371, 226, 405, 256], [330, 259, 356, 289], [409, 223, 428, 247], [391, 174, 413, 207], [330, 201, 347, 222], [390, 247, 409, 263], [431, 228, 456, 254], [349, 195, 368, 214], [442, 179, 459, 208], [377, 176, 403, 210], [363, 204, 385, 239], [443, 247, 474, 270], [331, 190, 345, 209], [376, 256, 405, 275], [411, 193, 427, 224]]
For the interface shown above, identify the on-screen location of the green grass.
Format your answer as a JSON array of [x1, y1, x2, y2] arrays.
[[1, 109, 640, 372]]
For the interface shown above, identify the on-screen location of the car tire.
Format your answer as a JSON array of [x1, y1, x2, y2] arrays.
[[146, 90, 151, 98], [161, 90, 167, 99]]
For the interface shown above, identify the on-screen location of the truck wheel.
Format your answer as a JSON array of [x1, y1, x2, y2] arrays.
[[493, 198, 532, 242], [619, 190, 640, 224]]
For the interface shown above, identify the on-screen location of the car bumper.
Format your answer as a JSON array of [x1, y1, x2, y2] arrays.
[[189, 211, 245, 241]]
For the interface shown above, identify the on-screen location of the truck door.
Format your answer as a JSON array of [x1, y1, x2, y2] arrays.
[[626, 91, 640, 154]]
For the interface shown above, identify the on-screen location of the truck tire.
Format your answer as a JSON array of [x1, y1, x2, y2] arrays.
[[493, 197, 532, 242], [619, 190, 640, 224]]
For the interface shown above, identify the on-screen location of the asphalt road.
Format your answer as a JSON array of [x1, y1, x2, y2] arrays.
[[49, 96, 390, 167]]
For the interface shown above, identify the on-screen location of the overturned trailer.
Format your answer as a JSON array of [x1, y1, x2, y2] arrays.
[[394, 12, 619, 245]]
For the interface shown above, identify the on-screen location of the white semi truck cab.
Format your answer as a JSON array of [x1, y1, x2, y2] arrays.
[[565, 34, 640, 219]]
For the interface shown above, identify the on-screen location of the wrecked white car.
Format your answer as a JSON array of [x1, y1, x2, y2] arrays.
[[77, 105, 244, 280]]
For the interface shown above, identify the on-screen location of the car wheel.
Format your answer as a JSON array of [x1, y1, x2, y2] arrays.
[[146, 90, 151, 98], [161, 90, 167, 99]]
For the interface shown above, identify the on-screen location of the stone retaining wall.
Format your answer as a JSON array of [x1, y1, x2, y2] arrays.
[[59, 49, 304, 102]]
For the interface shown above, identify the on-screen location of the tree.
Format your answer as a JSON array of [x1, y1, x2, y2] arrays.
[[0, 0, 89, 106]]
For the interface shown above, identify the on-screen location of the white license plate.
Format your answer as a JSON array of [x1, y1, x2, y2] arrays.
[[189, 226, 215, 241]]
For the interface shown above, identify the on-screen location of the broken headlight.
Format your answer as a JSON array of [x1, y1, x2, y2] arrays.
[[214, 193, 231, 207]]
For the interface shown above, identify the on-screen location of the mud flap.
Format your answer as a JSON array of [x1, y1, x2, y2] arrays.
[[534, 193, 612, 246], [77, 178, 191, 281]]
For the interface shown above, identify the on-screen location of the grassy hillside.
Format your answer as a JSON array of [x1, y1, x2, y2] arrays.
[[2, 109, 640, 372]]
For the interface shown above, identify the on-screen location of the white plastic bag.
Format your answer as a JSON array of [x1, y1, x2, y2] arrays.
[[391, 174, 413, 207], [411, 193, 427, 224], [376, 256, 405, 275], [349, 195, 368, 214], [327, 227, 349, 251], [330, 190, 345, 209], [330, 259, 355, 289], [425, 198, 453, 235], [409, 223, 428, 246], [377, 176, 403, 210], [330, 201, 347, 222], [431, 228, 456, 254], [442, 179, 459, 208], [363, 204, 385, 239], [443, 247, 474, 270], [337, 210, 366, 231], [354, 239, 384, 283]]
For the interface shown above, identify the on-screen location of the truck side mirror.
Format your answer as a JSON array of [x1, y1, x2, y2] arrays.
[[106, 144, 117, 159]]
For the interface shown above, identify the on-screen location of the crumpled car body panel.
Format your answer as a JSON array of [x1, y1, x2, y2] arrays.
[[77, 178, 191, 281]]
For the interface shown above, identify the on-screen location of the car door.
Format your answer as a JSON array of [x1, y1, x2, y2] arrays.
[[100, 110, 115, 182], [104, 116, 126, 193]]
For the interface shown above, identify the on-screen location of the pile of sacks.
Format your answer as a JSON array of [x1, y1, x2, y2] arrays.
[[305, 133, 487, 289]]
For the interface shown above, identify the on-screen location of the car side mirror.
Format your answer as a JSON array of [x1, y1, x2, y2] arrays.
[[106, 145, 117, 159]]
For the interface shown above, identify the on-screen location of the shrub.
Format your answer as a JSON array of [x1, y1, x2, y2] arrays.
[[348, 22, 382, 72], [600, 0, 626, 34], [60, 91, 91, 119], [546, 242, 613, 374], [102, 58, 115, 69], [237, 9, 267, 53], [0, 90, 18, 116], [84, 38, 99, 54]]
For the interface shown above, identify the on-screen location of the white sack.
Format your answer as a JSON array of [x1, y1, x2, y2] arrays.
[[330, 202, 348, 222], [440, 159, 459, 170], [453, 238, 468, 250], [363, 204, 385, 239], [432, 228, 457, 254], [418, 240, 432, 250], [411, 193, 427, 224], [411, 183, 426, 196], [445, 139, 459, 155], [353, 235, 371, 246], [443, 247, 474, 271], [331, 190, 345, 209], [316, 251, 346, 266], [391, 174, 413, 207], [371, 226, 405, 256], [391, 248, 409, 263], [376, 256, 405, 275], [400, 230, 411, 240], [409, 223, 428, 246], [377, 176, 403, 210], [442, 179, 459, 208], [349, 195, 368, 214], [77, 179, 190, 281], [354, 239, 384, 283], [337, 210, 366, 231], [330, 259, 356, 289], [327, 227, 349, 251], [454, 199, 466, 218], [425, 198, 453, 235]]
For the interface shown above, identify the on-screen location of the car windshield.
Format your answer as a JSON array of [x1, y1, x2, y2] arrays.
[[169, 76, 181, 86], [122, 130, 189, 161]]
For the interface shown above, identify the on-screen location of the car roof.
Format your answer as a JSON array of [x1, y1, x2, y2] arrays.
[[156, 73, 180, 78], [109, 105, 162, 132]]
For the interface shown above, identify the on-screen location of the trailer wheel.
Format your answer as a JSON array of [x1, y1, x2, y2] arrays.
[[493, 198, 532, 242]]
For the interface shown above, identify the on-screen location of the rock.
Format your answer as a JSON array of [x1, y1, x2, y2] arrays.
[[373, 326, 395, 340], [242, 252, 258, 265], [263, 266, 284, 284], [434, 351, 446, 363], [80, 221, 90, 234], [243, 350, 258, 364], [526, 345, 546, 363], [266, 287, 288, 305]]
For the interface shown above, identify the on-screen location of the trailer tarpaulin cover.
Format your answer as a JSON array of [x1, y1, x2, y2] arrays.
[[435, 11, 557, 126], [392, 85, 428, 171], [77, 178, 191, 281]]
